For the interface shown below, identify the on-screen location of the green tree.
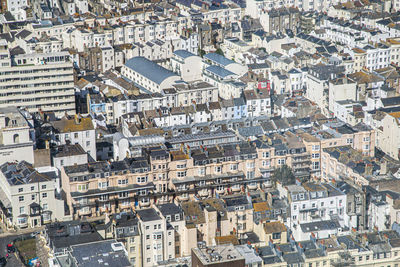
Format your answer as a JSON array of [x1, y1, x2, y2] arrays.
[[215, 48, 224, 56], [271, 164, 296, 186], [198, 48, 206, 57]]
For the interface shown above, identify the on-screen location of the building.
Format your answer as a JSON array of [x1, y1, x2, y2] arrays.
[[0, 107, 34, 165], [191, 244, 245, 267], [122, 57, 180, 93], [52, 144, 88, 171], [170, 50, 203, 82], [61, 159, 155, 219], [0, 161, 67, 229], [105, 212, 141, 266], [0, 42, 75, 116], [51, 240, 131, 267], [51, 115, 96, 160]]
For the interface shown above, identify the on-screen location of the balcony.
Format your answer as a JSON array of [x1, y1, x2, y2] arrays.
[[198, 189, 209, 197], [247, 183, 257, 190], [139, 201, 150, 208], [231, 185, 241, 192]]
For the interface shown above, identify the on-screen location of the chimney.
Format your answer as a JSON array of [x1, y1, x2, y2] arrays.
[[364, 163, 373, 176], [380, 159, 387, 175], [74, 114, 81, 124]]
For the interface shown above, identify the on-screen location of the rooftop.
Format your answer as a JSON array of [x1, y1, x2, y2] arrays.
[[124, 56, 179, 85]]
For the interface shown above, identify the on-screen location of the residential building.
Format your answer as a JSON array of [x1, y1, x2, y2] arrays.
[[0, 161, 67, 229]]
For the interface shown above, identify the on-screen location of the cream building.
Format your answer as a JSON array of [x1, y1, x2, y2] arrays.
[[0, 43, 75, 116], [0, 161, 67, 229], [0, 107, 34, 165]]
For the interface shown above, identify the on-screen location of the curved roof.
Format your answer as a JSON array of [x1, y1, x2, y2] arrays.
[[125, 57, 178, 85]]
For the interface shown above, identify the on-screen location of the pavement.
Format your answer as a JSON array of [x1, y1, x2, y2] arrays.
[[0, 234, 24, 267]]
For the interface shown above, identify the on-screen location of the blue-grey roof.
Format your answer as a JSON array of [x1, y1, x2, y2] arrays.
[[238, 126, 264, 137], [205, 65, 235, 79], [204, 52, 235, 66], [174, 49, 196, 59], [124, 57, 178, 85]]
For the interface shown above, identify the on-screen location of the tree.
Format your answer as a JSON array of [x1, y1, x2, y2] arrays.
[[198, 48, 206, 57], [271, 164, 296, 186], [215, 48, 224, 56]]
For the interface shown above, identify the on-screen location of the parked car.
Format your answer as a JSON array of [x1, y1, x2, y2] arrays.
[[6, 244, 14, 253]]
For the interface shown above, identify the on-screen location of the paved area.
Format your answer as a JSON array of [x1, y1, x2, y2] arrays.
[[0, 234, 24, 266], [35, 235, 49, 267]]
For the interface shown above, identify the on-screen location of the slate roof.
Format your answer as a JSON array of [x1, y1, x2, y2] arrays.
[[204, 52, 235, 66], [173, 49, 196, 59]]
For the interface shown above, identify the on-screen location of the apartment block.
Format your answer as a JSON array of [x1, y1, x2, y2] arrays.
[[0, 161, 67, 229], [0, 42, 75, 116]]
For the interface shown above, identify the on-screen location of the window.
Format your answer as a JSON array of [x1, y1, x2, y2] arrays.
[[312, 145, 320, 151], [119, 191, 129, 198], [146, 235, 150, 240], [363, 136, 370, 142], [278, 159, 285, 165], [31, 194, 35, 200], [198, 168, 205, 175], [230, 164, 238, 171], [247, 162, 255, 169], [136, 177, 148, 183], [118, 179, 128, 185], [177, 171, 186, 178], [19, 196, 24, 202], [262, 151, 270, 158], [31, 186, 34, 191], [18, 188, 23, 193], [41, 192, 47, 198], [176, 163, 186, 169], [86, 141, 90, 147], [312, 153, 320, 159], [346, 138, 353, 144], [42, 185, 46, 190], [272, 232, 281, 239], [43, 203, 48, 210], [98, 181, 109, 189], [19, 206, 25, 214], [78, 184, 88, 191], [215, 166, 221, 173]]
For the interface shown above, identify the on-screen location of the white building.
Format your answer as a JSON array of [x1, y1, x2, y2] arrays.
[[170, 50, 202, 82], [52, 144, 88, 171], [51, 115, 96, 160], [0, 41, 75, 116], [281, 183, 348, 241], [137, 208, 175, 267], [122, 57, 180, 93], [0, 107, 34, 165], [0, 161, 67, 229]]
